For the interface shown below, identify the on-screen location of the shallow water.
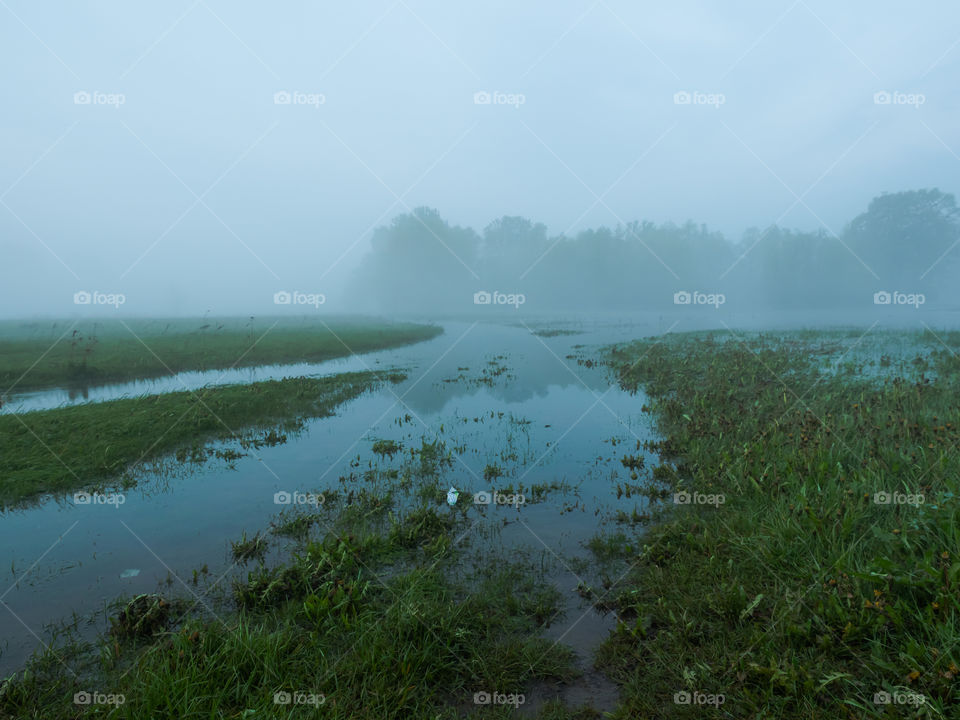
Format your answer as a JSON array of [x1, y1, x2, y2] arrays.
[[0, 320, 665, 684], [0, 352, 389, 415], [4, 313, 949, 688], [8, 307, 952, 414]]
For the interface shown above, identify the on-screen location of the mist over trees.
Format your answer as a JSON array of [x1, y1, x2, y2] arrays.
[[351, 189, 959, 313]]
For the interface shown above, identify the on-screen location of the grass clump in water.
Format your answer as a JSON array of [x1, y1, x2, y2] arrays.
[[372, 438, 402, 457], [1, 492, 576, 718], [230, 531, 268, 562]]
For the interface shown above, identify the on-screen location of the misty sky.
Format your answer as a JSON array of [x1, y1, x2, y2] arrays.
[[2, 1, 958, 317]]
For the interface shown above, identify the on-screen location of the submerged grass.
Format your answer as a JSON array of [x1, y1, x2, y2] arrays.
[[0, 316, 441, 391], [596, 331, 960, 718], [1, 429, 579, 719], [0, 372, 389, 508]]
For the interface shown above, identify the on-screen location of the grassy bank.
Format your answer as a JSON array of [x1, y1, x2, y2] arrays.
[[0, 317, 442, 391], [595, 331, 960, 718], [0, 421, 584, 719], [0, 371, 393, 508]]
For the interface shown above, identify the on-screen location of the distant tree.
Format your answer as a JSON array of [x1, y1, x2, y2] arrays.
[[478, 216, 549, 299], [359, 207, 480, 312], [349, 190, 958, 314], [481, 216, 547, 259], [844, 189, 959, 294]]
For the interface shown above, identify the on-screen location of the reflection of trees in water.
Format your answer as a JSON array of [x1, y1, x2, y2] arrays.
[[67, 385, 92, 401], [392, 328, 612, 416]]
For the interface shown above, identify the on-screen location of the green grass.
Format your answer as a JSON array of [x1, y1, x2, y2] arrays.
[[1, 550, 575, 719], [530, 329, 582, 338], [1, 439, 578, 720], [270, 509, 322, 539], [372, 438, 402, 456], [230, 532, 268, 562], [0, 371, 391, 508], [0, 316, 441, 391], [595, 331, 960, 718]]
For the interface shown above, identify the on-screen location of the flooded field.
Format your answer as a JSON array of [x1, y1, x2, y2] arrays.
[[1, 321, 656, 690], [4, 316, 960, 717]]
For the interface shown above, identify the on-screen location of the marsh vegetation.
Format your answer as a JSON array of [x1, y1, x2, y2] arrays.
[[3, 323, 960, 718]]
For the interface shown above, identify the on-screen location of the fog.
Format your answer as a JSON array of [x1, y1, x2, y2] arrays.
[[2, 1, 958, 319]]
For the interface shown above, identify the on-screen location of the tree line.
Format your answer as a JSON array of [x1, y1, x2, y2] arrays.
[[351, 189, 959, 312]]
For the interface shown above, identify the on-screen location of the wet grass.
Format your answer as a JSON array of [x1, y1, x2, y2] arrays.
[[269, 509, 321, 539], [0, 316, 441, 392], [0, 372, 392, 508], [230, 532, 268, 562], [531, 329, 582, 338], [372, 438, 402, 456], [0, 426, 581, 720], [596, 331, 960, 718]]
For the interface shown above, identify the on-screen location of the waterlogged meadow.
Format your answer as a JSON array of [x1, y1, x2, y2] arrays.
[[596, 330, 960, 717], [0, 317, 441, 394], [0, 372, 389, 507], [0, 320, 656, 718], [6, 1, 960, 716], [2, 321, 959, 718]]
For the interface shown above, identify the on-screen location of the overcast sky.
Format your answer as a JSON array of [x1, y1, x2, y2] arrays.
[[2, 1, 958, 317]]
